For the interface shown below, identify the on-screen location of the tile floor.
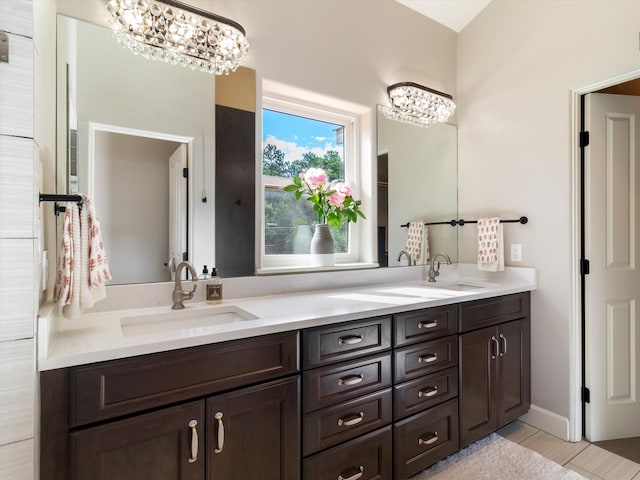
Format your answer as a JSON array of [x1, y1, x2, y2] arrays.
[[497, 421, 640, 480]]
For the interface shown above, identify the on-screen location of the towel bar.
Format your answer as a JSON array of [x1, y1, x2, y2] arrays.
[[39, 193, 84, 216], [401, 216, 528, 228]]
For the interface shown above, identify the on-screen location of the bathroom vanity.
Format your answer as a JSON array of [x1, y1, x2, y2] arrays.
[[39, 274, 533, 480]]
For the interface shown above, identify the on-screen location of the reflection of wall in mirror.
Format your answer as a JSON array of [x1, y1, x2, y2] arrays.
[[377, 111, 458, 266], [94, 132, 181, 284]]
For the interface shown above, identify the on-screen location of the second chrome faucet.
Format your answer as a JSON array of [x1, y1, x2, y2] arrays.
[[428, 253, 452, 283]]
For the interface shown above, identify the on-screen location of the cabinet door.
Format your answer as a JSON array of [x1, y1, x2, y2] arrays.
[[459, 326, 498, 448], [207, 376, 300, 480], [497, 319, 531, 427], [70, 401, 205, 480]]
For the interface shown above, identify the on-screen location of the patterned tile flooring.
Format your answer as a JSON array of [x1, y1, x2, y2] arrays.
[[497, 421, 640, 480]]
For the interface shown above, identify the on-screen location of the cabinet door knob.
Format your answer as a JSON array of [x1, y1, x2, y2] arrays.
[[337, 465, 364, 480], [418, 386, 438, 398], [188, 419, 198, 464], [337, 412, 364, 427], [418, 352, 438, 363], [418, 320, 438, 329], [418, 431, 439, 446], [338, 334, 363, 346], [499, 333, 507, 356], [338, 374, 364, 386], [214, 412, 225, 454]]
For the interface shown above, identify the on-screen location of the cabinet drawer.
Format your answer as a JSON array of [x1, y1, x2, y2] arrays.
[[394, 305, 457, 347], [69, 331, 299, 427], [303, 426, 392, 480], [304, 388, 392, 456], [394, 399, 459, 479], [459, 292, 530, 333], [304, 353, 392, 412], [394, 367, 458, 420], [394, 335, 458, 383], [303, 316, 391, 369]]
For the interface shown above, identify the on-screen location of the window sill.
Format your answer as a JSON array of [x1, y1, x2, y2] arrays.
[[256, 262, 379, 276]]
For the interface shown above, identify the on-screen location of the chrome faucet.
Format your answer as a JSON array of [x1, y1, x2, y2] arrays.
[[172, 261, 198, 310], [397, 250, 413, 266], [428, 253, 452, 282]]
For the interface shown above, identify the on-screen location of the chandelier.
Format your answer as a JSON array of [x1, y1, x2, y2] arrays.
[[105, 0, 249, 75], [382, 82, 456, 127]]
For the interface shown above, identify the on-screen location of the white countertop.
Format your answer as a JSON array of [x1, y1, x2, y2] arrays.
[[38, 265, 536, 370]]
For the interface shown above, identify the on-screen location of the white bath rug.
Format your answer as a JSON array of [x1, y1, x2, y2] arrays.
[[410, 433, 588, 480]]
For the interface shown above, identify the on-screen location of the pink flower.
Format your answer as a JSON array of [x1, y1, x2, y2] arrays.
[[327, 182, 352, 208], [303, 168, 328, 188]]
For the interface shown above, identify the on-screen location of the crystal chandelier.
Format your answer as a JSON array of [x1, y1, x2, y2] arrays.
[[105, 0, 249, 75], [382, 82, 456, 127]]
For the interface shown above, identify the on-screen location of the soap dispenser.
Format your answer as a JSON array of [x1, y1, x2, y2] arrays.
[[206, 267, 223, 304], [198, 265, 210, 281]]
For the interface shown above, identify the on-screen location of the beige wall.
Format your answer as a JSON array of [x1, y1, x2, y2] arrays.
[[458, 0, 640, 438]]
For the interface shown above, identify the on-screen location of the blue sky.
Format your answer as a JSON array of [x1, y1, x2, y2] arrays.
[[262, 109, 343, 162]]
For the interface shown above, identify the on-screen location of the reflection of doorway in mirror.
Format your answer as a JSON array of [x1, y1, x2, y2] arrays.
[[88, 123, 191, 285]]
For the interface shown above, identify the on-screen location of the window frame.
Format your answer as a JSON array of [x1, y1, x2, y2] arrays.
[[259, 94, 363, 271]]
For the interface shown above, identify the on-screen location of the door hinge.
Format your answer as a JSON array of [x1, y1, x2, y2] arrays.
[[183, 167, 188, 178], [580, 131, 590, 148], [582, 386, 591, 404], [182, 252, 188, 261], [580, 258, 590, 275]]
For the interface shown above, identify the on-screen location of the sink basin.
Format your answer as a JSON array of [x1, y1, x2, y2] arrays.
[[429, 282, 486, 291], [121, 305, 258, 336]]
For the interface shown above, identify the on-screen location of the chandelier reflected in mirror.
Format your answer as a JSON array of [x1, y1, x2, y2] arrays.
[[105, 0, 249, 75], [382, 82, 456, 127]]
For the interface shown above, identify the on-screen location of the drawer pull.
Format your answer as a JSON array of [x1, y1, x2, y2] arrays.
[[337, 412, 364, 427], [418, 386, 438, 398], [188, 420, 198, 463], [418, 432, 439, 446], [418, 320, 438, 329], [338, 334, 363, 346], [338, 465, 364, 480], [214, 412, 224, 454], [418, 353, 438, 363], [338, 374, 364, 386]]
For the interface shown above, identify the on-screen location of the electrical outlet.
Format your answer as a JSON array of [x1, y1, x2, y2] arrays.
[[510, 244, 522, 262]]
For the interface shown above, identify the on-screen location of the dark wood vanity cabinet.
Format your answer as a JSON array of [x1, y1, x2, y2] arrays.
[[392, 305, 460, 479], [41, 332, 300, 480], [459, 292, 531, 448], [301, 316, 394, 480], [41, 291, 531, 480]]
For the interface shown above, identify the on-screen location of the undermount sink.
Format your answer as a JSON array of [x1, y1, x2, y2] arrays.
[[121, 305, 258, 336], [429, 282, 487, 291]]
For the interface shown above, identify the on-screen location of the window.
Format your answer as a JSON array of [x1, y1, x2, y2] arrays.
[[260, 95, 361, 270]]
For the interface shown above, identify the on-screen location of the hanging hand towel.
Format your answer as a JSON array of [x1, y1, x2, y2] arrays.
[[54, 195, 112, 318], [477, 217, 504, 272], [404, 221, 421, 265]]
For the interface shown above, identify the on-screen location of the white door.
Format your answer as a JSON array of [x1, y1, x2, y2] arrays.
[[168, 143, 188, 281], [585, 93, 640, 441]]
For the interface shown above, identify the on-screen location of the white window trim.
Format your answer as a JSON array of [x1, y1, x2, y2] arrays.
[[259, 93, 365, 271]]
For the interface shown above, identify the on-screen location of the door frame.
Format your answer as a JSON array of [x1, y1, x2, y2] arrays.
[[570, 68, 640, 442]]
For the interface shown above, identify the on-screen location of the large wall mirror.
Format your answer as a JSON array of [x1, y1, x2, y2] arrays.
[[56, 13, 458, 285], [377, 108, 458, 267]]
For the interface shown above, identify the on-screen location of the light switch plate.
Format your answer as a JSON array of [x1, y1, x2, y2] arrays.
[[510, 244, 522, 262]]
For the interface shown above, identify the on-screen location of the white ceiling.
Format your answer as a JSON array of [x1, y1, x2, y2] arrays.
[[395, 0, 492, 33]]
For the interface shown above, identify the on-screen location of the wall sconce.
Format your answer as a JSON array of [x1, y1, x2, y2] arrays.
[[382, 82, 456, 127], [105, 0, 249, 75]]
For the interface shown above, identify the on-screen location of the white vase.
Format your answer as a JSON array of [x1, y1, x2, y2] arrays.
[[310, 224, 334, 267]]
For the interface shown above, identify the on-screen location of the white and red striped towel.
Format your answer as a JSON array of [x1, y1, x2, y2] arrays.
[[54, 194, 111, 318], [477, 217, 504, 272]]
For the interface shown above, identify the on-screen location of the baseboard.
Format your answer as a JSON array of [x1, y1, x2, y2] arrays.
[[520, 404, 571, 441]]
